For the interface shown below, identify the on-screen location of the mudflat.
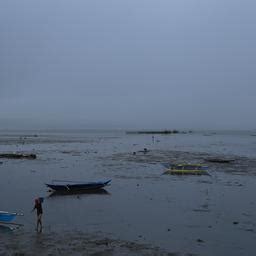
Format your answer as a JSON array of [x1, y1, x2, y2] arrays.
[[0, 130, 256, 256]]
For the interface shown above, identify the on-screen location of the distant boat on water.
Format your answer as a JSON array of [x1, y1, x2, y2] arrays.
[[205, 158, 235, 163], [0, 153, 36, 159]]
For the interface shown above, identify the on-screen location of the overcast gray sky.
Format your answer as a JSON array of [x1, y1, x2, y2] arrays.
[[1, 0, 255, 130]]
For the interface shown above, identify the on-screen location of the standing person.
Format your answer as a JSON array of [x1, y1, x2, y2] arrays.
[[32, 197, 43, 232]]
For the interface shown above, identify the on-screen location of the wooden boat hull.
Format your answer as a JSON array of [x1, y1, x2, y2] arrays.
[[46, 180, 111, 192]]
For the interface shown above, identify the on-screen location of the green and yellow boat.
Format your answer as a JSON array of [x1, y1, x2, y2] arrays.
[[164, 164, 208, 175]]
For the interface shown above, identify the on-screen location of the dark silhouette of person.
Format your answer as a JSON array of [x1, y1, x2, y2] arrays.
[[32, 197, 43, 232]]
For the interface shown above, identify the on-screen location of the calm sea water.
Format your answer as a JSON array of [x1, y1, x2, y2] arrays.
[[0, 130, 256, 256], [0, 129, 255, 157]]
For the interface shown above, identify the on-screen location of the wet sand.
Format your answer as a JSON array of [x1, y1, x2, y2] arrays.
[[0, 130, 256, 255], [0, 230, 174, 256]]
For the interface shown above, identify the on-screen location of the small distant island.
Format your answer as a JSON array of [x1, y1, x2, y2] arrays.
[[126, 130, 192, 135]]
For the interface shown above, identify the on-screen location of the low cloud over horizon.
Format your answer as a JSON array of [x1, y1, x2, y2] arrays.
[[1, 0, 256, 130]]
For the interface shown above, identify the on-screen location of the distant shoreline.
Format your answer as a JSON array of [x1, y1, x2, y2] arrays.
[[126, 130, 189, 135]]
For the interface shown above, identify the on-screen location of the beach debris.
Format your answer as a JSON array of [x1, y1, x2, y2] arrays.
[[137, 148, 150, 154], [245, 228, 254, 232], [205, 158, 235, 163], [61, 151, 73, 154], [163, 164, 209, 175], [161, 163, 171, 168], [0, 153, 37, 160]]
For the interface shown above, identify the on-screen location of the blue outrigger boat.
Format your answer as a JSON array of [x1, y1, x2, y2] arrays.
[[46, 179, 111, 192], [0, 211, 17, 222], [0, 211, 24, 228]]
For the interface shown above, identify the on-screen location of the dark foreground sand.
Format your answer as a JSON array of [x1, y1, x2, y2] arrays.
[[0, 230, 186, 256]]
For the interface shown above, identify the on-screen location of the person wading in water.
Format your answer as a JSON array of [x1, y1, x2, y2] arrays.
[[32, 197, 43, 232]]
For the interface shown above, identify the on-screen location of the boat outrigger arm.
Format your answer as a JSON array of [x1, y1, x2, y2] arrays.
[[0, 221, 24, 226]]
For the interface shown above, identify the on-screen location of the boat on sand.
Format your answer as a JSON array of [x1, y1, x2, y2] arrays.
[[0, 211, 24, 228], [46, 180, 111, 192]]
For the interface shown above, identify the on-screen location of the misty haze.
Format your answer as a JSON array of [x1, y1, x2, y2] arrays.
[[1, 1, 256, 256]]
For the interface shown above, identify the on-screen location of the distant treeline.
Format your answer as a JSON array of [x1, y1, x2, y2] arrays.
[[126, 130, 192, 135]]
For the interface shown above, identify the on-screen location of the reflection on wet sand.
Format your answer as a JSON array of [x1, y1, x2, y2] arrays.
[[0, 225, 14, 232], [0, 231, 172, 256], [48, 188, 110, 198]]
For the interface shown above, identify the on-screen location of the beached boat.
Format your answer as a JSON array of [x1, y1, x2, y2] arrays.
[[164, 164, 208, 175], [0, 211, 24, 227], [46, 179, 111, 192], [0, 211, 17, 222]]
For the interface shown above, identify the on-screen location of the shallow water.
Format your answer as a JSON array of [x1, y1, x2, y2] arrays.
[[0, 130, 256, 255]]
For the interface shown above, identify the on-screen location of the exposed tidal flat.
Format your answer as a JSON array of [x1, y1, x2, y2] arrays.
[[0, 130, 256, 256]]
